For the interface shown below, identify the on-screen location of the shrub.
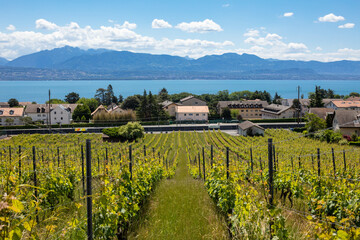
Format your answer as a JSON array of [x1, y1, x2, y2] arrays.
[[102, 122, 144, 142], [93, 110, 136, 123]]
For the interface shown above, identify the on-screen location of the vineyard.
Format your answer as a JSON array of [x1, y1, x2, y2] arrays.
[[1, 130, 360, 239]]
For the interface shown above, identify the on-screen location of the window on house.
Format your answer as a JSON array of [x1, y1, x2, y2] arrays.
[[61, 117, 63, 120], [37, 108, 40, 113], [195, 102, 198, 104], [196, 114, 199, 116], [41, 108, 45, 113], [0, 110, 3, 115], [203, 114, 205, 116], [61, 112, 63, 114], [54, 117, 56, 120], [9, 110, 14, 115], [37, 114, 41, 117], [184, 114, 187, 116], [189, 113, 193, 116], [54, 112, 57, 114], [246, 110, 248, 112], [241, 110, 244, 112]]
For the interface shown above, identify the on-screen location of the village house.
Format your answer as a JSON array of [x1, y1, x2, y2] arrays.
[[332, 110, 360, 136], [217, 100, 268, 119], [107, 105, 125, 114], [25, 104, 78, 124], [179, 96, 206, 106], [161, 100, 178, 117], [175, 106, 209, 121], [91, 105, 108, 117], [280, 99, 310, 116], [261, 104, 295, 119], [309, 108, 335, 120], [325, 100, 360, 110], [50, 105, 75, 125], [0, 107, 25, 126], [238, 121, 265, 136]]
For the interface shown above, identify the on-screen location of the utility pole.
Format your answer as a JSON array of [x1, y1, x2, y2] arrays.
[[297, 86, 300, 125], [48, 89, 51, 132]]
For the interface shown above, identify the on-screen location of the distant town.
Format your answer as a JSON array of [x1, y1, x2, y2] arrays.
[[1, 85, 359, 139]]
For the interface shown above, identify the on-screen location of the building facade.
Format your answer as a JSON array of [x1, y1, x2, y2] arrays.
[[0, 108, 25, 126], [217, 100, 268, 119], [175, 106, 209, 121], [50, 105, 72, 125], [325, 100, 360, 110]]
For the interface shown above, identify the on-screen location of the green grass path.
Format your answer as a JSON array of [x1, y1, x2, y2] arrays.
[[128, 147, 229, 240]]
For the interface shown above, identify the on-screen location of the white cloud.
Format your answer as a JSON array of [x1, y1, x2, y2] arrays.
[[175, 19, 223, 33], [243, 29, 259, 37], [318, 13, 345, 22], [152, 19, 172, 29], [287, 43, 308, 53], [222, 4, 230, 7], [114, 21, 137, 30], [6, 24, 16, 31], [0, 19, 233, 60], [35, 19, 58, 30], [108, 19, 114, 23], [316, 47, 322, 51], [283, 12, 294, 17], [338, 23, 355, 29]]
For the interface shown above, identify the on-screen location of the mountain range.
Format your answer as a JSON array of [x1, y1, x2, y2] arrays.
[[1, 46, 360, 80]]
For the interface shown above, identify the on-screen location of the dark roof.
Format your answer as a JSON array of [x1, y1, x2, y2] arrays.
[[25, 104, 78, 113], [180, 95, 195, 102], [334, 110, 360, 128], [238, 121, 264, 130], [261, 104, 292, 115], [309, 108, 335, 120]]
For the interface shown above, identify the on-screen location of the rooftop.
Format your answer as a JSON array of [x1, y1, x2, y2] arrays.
[[238, 120, 264, 130], [176, 106, 209, 113], [0, 108, 24, 117]]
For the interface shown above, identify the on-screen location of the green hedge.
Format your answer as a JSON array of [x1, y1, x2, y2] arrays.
[[349, 141, 360, 146], [252, 118, 305, 123]]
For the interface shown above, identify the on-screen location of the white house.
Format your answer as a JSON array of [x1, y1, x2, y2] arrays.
[[238, 121, 265, 136], [175, 106, 209, 121], [0, 108, 25, 126], [25, 104, 78, 124], [50, 105, 72, 125]]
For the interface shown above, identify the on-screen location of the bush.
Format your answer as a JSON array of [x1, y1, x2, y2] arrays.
[[102, 122, 144, 142]]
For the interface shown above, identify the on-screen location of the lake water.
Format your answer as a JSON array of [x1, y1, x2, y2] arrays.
[[1, 79, 360, 103]]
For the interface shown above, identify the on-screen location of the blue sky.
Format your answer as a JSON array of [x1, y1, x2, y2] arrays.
[[0, 0, 359, 61]]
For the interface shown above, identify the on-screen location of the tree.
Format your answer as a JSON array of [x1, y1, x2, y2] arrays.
[[104, 84, 115, 105], [305, 113, 326, 135], [118, 95, 124, 103], [221, 107, 231, 120], [272, 92, 281, 104], [8, 98, 19, 107], [21, 116, 33, 126], [158, 88, 169, 102], [349, 92, 360, 97], [76, 98, 99, 112], [5, 118, 14, 125], [138, 90, 148, 120], [310, 86, 324, 107], [72, 105, 91, 121], [122, 96, 140, 110], [217, 90, 230, 101], [95, 88, 106, 105], [46, 99, 66, 104], [64, 92, 80, 103]]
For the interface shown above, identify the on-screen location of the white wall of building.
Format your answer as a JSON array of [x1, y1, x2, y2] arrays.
[[175, 112, 208, 121], [50, 106, 71, 125]]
